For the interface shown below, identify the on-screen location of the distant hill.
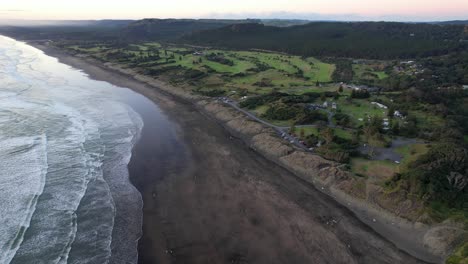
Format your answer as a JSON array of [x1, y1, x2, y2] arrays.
[[0, 20, 133, 41], [181, 21, 468, 59], [121, 19, 258, 41], [435, 20, 468, 25], [260, 19, 311, 27]]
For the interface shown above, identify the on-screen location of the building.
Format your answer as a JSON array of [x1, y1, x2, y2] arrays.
[[394, 111, 403, 118], [371, 102, 388, 109]]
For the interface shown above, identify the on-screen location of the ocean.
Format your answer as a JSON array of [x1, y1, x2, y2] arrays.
[[0, 36, 144, 263]]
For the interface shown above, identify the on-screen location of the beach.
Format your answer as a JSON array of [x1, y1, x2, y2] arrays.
[[29, 42, 436, 264]]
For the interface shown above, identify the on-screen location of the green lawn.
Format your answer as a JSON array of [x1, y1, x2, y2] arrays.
[[353, 64, 389, 81], [410, 110, 445, 131], [297, 126, 353, 140], [396, 143, 429, 167], [66, 42, 336, 96], [336, 97, 388, 125]]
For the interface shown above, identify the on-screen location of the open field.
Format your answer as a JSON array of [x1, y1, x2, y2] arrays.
[[352, 63, 389, 81], [65, 42, 336, 96], [299, 126, 353, 140], [351, 158, 398, 180]]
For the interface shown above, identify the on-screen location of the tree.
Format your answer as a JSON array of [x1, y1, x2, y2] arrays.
[[320, 93, 326, 101], [362, 126, 375, 143], [387, 106, 395, 119], [369, 115, 383, 132], [316, 80, 320, 87], [290, 123, 297, 135], [391, 121, 400, 135], [321, 128, 335, 145], [338, 85, 344, 93], [352, 130, 361, 144], [300, 128, 305, 138]]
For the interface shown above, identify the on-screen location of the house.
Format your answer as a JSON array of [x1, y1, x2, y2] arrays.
[[371, 102, 388, 109], [331, 102, 337, 110], [323, 101, 328, 108], [193, 51, 204, 56]]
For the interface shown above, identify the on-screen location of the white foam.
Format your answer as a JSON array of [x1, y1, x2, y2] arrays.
[[0, 135, 48, 264], [0, 35, 144, 264]]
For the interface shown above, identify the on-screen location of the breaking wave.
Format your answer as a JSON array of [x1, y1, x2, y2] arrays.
[[0, 36, 143, 264]]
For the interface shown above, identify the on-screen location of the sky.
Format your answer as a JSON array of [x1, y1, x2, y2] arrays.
[[0, 0, 467, 22]]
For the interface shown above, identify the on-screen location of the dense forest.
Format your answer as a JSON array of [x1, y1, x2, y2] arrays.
[[121, 19, 258, 41], [182, 22, 468, 59], [2, 20, 467, 60]]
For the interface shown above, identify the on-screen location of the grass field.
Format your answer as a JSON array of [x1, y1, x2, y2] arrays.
[[396, 143, 430, 167], [70, 42, 336, 96], [298, 126, 353, 140], [335, 97, 388, 125], [350, 158, 398, 180], [352, 64, 389, 81]]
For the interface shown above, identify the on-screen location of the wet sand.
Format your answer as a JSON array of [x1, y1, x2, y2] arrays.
[[33, 44, 430, 264]]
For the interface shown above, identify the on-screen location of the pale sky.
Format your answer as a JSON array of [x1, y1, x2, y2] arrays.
[[1, 0, 467, 21]]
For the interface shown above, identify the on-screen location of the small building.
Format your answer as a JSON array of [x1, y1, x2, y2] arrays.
[[371, 102, 388, 109], [331, 102, 337, 110], [323, 101, 328, 108], [394, 111, 404, 118]]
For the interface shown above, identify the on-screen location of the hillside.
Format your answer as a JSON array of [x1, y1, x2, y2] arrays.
[[181, 22, 468, 59], [121, 18, 257, 41]]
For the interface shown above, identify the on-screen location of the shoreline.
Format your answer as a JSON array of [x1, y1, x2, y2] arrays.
[[28, 41, 460, 263]]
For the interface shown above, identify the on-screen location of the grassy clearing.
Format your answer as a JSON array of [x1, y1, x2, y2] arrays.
[[396, 143, 429, 167], [351, 158, 398, 180], [336, 97, 388, 125], [298, 126, 353, 140], [410, 110, 445, 130], [353, 64, 388, 81]]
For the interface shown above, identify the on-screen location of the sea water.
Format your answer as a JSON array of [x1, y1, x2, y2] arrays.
[[0, 36, 143, 264]]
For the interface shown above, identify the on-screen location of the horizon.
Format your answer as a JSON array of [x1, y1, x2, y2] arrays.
[[1, 0, 467, 22]]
